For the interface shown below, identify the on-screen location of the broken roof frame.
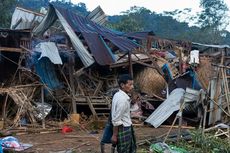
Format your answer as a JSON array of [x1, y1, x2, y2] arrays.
[[33, 3, 142, 67], [11, 7, 44, 30]]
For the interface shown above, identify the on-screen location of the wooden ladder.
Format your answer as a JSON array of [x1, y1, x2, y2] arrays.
[[75, 96, 111, 118]]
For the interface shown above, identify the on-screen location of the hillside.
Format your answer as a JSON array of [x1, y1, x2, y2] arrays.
[[1, 0, 230, 45]]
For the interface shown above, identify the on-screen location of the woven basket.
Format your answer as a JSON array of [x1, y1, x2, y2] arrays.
[[134, 67, 166, 97], [196, 56, 214, 89]]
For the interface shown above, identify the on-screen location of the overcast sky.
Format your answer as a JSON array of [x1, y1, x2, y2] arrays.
[[72, 0, 202, 15], [72, 0, 230, 31]]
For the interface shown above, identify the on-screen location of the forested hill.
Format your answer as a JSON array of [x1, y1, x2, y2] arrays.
[[1, 0, 230, 45]]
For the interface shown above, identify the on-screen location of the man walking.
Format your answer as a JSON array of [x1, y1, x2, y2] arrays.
[[111, 74, 136, 153]]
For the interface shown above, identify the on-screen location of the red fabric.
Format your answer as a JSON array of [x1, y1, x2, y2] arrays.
[[62, 126, 73, 133]]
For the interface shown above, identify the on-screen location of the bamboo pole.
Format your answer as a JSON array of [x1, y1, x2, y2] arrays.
[[177, 98, 184, 142], [69, 56, 77, 114], [41, 86, 45, 129], [128, 51, 133, 78], [202, 106, 207, 136], [164, 97, 185, 143]]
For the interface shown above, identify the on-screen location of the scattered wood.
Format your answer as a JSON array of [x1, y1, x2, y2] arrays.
[[65, 135, 99, 139], [0, 47, 24, 53], [159, 125, 195, 129]]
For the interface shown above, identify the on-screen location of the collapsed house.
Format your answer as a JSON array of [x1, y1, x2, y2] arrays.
[[0, 3, 229, 136]]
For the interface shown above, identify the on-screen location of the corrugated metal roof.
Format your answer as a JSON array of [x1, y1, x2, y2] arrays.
[[86, 6, 107, 25], [145, 88, 185, 128], [192, 42, 230, 49], [82, 32, 116, 65], [54, 4, 140, 53], [11, 7, 44, 30], [34, 4, 144, 66]]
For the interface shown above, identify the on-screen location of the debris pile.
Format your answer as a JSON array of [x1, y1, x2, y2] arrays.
[[0, 4, 229, 145]]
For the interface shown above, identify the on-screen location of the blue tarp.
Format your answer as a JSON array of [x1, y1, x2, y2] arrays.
[[33, 53, 63, 90]]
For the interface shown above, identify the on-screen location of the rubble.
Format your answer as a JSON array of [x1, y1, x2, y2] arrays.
[[0, 5, 229, 152]]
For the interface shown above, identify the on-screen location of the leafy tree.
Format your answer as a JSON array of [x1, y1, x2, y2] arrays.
[[16, 0, 89, 16], [107, 15, 143, 32], [197, 0, 229, 43], [198, 0, 229, 30], [0, 0, 17, 28], [17, 0, 49, 12], [106, 6, 151, 32]]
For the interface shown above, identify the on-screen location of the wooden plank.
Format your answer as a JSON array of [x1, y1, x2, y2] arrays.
[[109, 58, 152, 68], [0, 47, 24, 53], [159, 125, 195, 129], [128, 51, 133, 77], [41, 86, 45, 129], [86, 97, 97, 118], [211, 50, 224, 124], [75, 96, 108, 103], [93, 81, 103, 96], [222, 68, 230, 113], [20, 45, 32, 52], [16, 7, 45, 16], [141, 51, 164, 75], [69, 56, 77, 114]]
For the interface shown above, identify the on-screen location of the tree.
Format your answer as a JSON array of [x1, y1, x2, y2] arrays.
[[106, 6, 152, 32], [0, 0, 16, 28], [199, 0, 229, 29], [197, 0, 229, 43]]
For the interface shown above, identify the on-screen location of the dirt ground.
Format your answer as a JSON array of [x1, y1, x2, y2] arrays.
[[14, 125, 175, 153]]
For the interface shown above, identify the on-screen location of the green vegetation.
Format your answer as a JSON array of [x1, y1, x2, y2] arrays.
[[107, 0, 230, 45], [139, 129, 230, 153], [1, 0, 230, 45], [181, 130, 230, 153], [0, 0, 16, 28]]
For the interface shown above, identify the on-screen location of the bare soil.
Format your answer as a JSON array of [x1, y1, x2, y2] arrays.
[[14, 125, 174, 153]]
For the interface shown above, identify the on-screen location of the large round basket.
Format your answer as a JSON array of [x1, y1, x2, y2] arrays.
[[134, 67, 166, 98]]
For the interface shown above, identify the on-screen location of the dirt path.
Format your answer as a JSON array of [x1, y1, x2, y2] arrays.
[[14, 126, 175, 153]]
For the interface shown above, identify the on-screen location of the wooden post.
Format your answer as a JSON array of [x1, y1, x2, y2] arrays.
[[177, 98, 184, 142], [86, 97, 98, 119], [179, 48, 182, 74], [41, 86, 45, 129], [202, 105, 207, 136], [224, 47, 230, 114], [212, 50, 224, 124], [164, 97, 185, 143], [2, 94, 9, 126], [69, 55, 77, 114], [128, 51, 133, 78], [146, 35, 153, 51]]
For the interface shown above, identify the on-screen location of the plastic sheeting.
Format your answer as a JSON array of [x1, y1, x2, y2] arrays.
[[33, 5, 94, 67], [189, 50, 199, 64], [35, 42, 63, 65], [34, 56, 63, 90], [33, 4, 141, 66]]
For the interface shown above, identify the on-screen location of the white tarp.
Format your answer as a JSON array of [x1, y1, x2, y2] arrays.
[[189, 50, 199, 64], [33, 5, 94, 67], [145, 88, 185, 128], [11, 7, 44, 30], [35, 42, 62, 65]]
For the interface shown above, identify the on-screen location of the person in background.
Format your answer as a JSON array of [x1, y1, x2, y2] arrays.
[[100, 112, 113, 153], [111, 74, 136, 153], [130, 90, 155, 120], [100, 88, 119, 153], [130, 90, 143, 119]]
